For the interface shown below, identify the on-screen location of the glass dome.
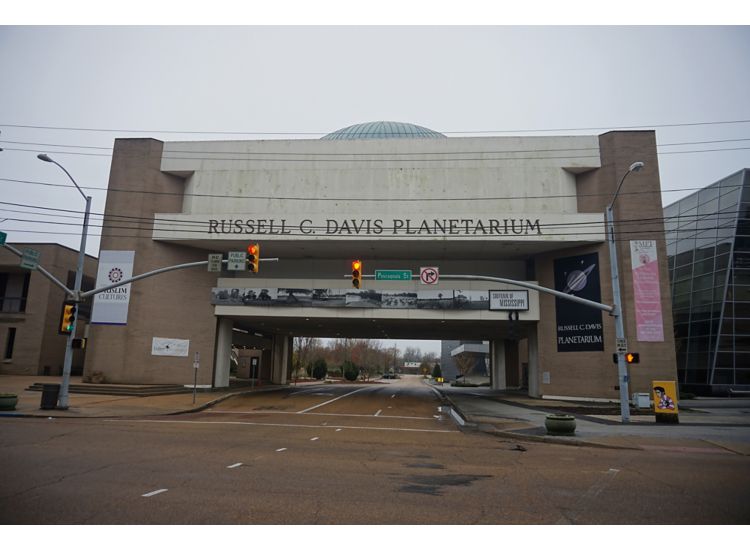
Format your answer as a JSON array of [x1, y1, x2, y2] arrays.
[[322, 121, 445, 140]]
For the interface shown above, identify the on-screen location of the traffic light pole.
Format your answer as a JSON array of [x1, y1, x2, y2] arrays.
[[606, 204, 631, 424], [58, 195, 91, 410]]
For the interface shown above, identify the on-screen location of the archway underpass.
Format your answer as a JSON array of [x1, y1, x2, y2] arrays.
[[220, 312, 534, 393]]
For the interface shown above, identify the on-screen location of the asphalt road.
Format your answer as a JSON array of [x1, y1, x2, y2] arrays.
[[1, 377, 749, 524]]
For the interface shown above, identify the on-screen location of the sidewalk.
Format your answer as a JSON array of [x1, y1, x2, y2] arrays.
[[0, 375, 286, 418], [435, 384, 750, 455]]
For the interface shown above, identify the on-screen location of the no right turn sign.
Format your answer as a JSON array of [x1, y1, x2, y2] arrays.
[[420, 266, 439, 285]]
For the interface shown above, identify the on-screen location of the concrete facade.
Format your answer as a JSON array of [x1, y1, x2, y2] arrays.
[[0, 243, 97, 376], [82, 126, 677, 399]]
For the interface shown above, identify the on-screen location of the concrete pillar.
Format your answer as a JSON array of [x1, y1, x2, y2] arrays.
[[271, 335, 290, 384], [214, 317, 233, 388], [504, 339, 520, 387], [490, 339, 506, 390], [527, 325, 540, 398]]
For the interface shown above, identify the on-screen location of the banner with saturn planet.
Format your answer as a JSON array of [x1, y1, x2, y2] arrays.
[[553, 252, 605, 352]]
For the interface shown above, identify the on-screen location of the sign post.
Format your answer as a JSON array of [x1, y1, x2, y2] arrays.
[[192, 352, 200, 404]]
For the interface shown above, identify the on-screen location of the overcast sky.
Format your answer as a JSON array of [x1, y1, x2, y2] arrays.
[[1, 21, 749, 356]]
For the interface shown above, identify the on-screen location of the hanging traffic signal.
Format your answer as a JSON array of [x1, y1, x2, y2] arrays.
[[59, 303, 77, 335], [247, 243, 260, 273], [352, 260, 362, 289]]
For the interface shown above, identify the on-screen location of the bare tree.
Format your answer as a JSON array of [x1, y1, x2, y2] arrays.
[[454, 353, 476, 381], [293, 337, 319, 378]]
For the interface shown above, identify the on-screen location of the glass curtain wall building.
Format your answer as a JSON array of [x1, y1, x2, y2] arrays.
[[664, 169, 750, 395]]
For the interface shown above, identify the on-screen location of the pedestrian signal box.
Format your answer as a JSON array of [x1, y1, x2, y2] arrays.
[[612, 352, 640, 364]]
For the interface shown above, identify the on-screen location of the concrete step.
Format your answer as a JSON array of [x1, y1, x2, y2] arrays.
[[25, 382, 193, 397]]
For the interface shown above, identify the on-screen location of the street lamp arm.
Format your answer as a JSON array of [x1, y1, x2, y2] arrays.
[[37, 153, 88, 200], [609, 161, 645, 209]]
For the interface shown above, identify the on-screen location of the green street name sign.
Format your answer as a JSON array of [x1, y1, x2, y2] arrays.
[[0, 231, 7, 245], [375, 270, 413, 281]]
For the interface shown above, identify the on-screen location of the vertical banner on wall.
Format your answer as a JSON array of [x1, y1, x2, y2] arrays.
[[554, 252, 604, 352], [630, 240, 665, 342], [91, 250, 135, 325]]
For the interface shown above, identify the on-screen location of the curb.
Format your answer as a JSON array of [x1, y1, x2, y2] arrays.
[[0, 384, 290, 420]]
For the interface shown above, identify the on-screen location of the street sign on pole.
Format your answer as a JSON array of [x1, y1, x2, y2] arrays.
[[227, 251, 247, 271], [20, 248, 40, 270], [207, 253, 223, 272], [616, 338, 628, 353], [419, 266, 439, 285], [375, 269, 412, 281]]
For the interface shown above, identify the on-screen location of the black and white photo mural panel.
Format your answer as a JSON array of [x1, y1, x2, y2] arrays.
[[212, 288, 494, 310]]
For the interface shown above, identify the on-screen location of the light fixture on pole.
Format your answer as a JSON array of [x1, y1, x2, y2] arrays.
[[606, 160, 644, 424], [37, 153, 92, 410]]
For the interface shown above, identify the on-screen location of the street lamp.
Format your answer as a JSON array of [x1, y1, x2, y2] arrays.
[[37, 153, 92, 410], [606, 161, 644, 424]]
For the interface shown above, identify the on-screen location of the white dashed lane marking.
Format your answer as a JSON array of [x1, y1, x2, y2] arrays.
[[276, 448, 287, 452], [142, 489, 168, 498], [227, 463, 242, 469]]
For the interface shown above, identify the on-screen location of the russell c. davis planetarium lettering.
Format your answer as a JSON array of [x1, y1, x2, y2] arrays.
[[207, 218, 543, 236]]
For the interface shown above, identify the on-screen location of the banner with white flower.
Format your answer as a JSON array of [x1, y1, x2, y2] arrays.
[[630, 240, 664, 342], [91, 250, 136, 325]]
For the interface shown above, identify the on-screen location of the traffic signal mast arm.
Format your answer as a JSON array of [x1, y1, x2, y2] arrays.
[[1, 243, 74, 299], [79, 257, 279, 301]]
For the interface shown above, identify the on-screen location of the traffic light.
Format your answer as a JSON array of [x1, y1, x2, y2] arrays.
[[352, 260, 362, 289], [612, 352, 640, 364], [247, 243, 260, 273], [59, 303, 77, 335]]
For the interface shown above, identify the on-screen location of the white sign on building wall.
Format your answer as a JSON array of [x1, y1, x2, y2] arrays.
[[91, 250, 135, 325], [151, 337, 190, 357], [489, 290, 529, 311]]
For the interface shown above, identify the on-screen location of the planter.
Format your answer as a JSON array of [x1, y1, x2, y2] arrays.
[[545, 414, 576, 436], [0, 393, 18, 411]]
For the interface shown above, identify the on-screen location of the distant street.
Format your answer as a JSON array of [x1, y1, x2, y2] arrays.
[[1, 377, 749, 524]]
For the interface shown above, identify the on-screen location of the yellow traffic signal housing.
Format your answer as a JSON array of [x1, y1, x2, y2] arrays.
[[247, 243, 260, 273], [59, 303, 77, 335], [352, 260, 363, 288]]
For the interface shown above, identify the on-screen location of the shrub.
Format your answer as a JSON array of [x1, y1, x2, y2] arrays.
[[343, 361, 359, 382], [431, 364, 442, 379], [312, 359, 328, 380]]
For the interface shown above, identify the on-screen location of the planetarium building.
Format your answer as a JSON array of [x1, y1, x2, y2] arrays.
[[83, 121, 678, 400]]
